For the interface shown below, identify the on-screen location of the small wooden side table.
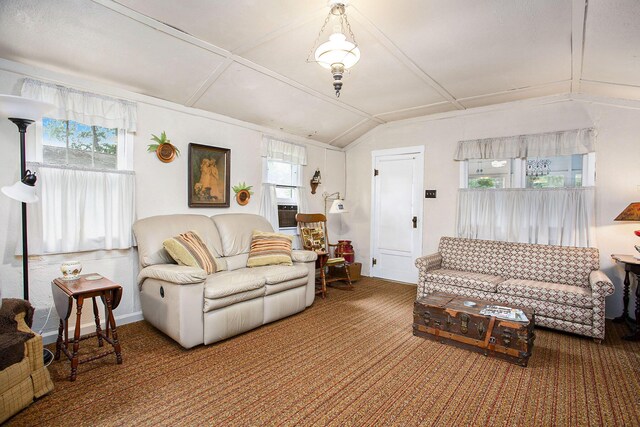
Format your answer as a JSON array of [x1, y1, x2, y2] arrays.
[[51, 274, 123, 381], [611, 254, 640, 341]]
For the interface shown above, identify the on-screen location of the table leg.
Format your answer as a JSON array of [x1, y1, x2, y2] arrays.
[[70, 296, 83, 381], [92, 296, 104, 347], [105, 291, 123, 364], [55, 318, 63, 360], [623, 273, 640, 341], [613, 270, 631, 323]]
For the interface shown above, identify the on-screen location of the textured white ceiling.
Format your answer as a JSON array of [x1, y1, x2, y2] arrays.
[[0, 0, 638, 147]]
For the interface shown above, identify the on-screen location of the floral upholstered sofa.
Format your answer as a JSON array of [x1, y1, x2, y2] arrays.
[[415, 237, 615, 341]]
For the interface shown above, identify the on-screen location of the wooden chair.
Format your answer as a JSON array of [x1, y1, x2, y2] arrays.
[[296, 213, 353, 298]]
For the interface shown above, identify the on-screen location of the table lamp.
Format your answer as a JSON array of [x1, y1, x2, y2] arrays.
[[614, 202, 640, 259]]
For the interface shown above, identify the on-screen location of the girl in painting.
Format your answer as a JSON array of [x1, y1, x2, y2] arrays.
[[196, 158, 222, 201]]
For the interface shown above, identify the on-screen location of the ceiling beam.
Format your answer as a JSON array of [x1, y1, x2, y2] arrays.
[[185, 58, 234, 107], [349, 5, 466, 111], [92, 0, 384, 124], [571, 0, 589, 93]]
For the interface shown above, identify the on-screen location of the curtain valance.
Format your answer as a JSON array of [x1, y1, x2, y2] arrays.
[[454, 128, 596, 160], [262, 137, 307, 165], [21, 78, 138, 132]]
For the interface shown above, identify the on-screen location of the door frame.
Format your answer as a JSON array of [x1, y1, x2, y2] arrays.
[[370, 145, 424, 283]]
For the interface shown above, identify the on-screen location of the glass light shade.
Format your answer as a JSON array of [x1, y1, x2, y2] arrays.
[[2, 180, 38, 204], [0, 94, 54, 121], [314, 32, 361, 70], [329, 198, 349, 214]]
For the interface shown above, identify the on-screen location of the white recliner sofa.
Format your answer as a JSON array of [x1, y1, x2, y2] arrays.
[[133, 213, 317, 349]]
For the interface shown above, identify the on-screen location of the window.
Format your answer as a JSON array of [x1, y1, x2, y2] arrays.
[[468, 159, 512, 189], [463, 154, 594, 189], [21, 78, 137, 254], [266, 159, 301, 204], [40, 118, 132, 170], [42, 118, 119, 169], [525, 155, 583, 188]]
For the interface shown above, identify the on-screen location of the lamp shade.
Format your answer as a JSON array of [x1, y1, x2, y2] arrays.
[[0, 94, 54, 121], [314, 32, 361, 69], [329, 198, 349, 214], [614, 203, 640, 221], [2, 180, 38, 203]]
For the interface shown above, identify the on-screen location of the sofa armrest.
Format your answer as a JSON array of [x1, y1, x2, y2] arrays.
[[137, 264, 207, 288], [589, 270, 615, 297], [292, 250, 318, 263], [415, 252, 443, 272]]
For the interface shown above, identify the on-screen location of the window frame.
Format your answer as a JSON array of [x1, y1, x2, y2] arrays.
[[263, 158, 301, 205]]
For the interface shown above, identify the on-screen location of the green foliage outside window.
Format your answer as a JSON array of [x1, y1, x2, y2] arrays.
[[43, 118, 118, 168]]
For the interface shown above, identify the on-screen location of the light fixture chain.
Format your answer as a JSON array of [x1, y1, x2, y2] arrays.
[[306, 12, 332, 63], [343, 12, 358, 47]]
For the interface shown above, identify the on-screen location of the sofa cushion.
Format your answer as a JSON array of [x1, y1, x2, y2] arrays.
[[421, 282, 593, 325], [133, 214, 224, 267], [497, 279, 593, 308], [211, 213, 274, 257], [248, 264, 308, 284], [204, 271, 265, 299], [204, 288, 265, 312], [246, 231, 293, 267], [163, 231, 221, 274], [265, 277, 309, 296], [425, 269, 503, 292]]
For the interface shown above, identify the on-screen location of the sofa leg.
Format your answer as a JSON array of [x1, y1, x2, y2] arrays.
[[593, 338, 602, 344]]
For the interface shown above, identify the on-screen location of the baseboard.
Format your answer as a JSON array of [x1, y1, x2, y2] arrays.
[[41, 311, 144, 345]]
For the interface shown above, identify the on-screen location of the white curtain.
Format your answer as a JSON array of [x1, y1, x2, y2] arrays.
[[261, 137, 307, 165], [457, 187, 596, 247], [21, 78, 137, 132], [26, 163, 136, 254], [293, 187, 309, 214], [454, 128, 596, 160], [259, 183, 279, 232]]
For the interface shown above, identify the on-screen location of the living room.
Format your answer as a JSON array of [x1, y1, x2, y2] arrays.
[[1, 0, 639, 425]]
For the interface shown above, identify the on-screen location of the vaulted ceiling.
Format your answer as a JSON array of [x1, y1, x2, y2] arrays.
[[0, 0, 639, 147]]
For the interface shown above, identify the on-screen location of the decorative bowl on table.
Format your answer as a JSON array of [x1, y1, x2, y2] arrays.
[[60, 260, 82, 280]]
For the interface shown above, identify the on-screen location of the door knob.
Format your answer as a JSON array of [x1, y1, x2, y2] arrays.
[[412, 216, 417, 228]]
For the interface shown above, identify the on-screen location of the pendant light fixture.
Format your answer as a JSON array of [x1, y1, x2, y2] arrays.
[[307, 1, 360, 97]]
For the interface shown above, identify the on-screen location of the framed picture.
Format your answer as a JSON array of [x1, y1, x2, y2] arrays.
[[188, 143, 231, 208]]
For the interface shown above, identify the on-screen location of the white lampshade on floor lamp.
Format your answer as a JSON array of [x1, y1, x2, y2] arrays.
[[0, 95, 54, 301]]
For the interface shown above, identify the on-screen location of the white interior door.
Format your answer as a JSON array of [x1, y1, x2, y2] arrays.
[[370, 147, 424, 283]]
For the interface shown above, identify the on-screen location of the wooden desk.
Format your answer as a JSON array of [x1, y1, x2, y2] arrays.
[[51, 274, 123, 381], [611, 254, 640, 341]]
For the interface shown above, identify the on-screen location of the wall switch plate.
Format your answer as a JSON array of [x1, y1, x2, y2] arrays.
[[425, 190, 437, 198]]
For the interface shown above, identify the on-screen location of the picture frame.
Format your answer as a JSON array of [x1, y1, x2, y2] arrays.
[[188, 143, 231, 208]]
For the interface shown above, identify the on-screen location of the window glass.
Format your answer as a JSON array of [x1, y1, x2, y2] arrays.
[[267, 160, 299, 187], [267, 160, 300, 204], [525, 155, 582, 188], [43, 118, 118, 169], [467, 159, 511, 189]]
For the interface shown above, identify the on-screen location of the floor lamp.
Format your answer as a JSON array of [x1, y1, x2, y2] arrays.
[[0, 95, 54, 301]]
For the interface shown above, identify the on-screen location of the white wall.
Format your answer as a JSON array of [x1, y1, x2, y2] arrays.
[[344, 95, 640, 318], [0, 63, 345, 342]]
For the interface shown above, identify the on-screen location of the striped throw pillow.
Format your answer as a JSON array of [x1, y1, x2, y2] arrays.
[[246, 230, 293, 267], [163, 231, 219, 274]]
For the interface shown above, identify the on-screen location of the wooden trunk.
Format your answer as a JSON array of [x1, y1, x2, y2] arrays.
[[413, 292, 535, 367]]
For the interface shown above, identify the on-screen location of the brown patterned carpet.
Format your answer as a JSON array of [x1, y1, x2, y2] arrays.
[[6, 277, 640, 426]]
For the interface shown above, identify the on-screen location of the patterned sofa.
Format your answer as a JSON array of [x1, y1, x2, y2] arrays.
[[415, 237, 615, 340]]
